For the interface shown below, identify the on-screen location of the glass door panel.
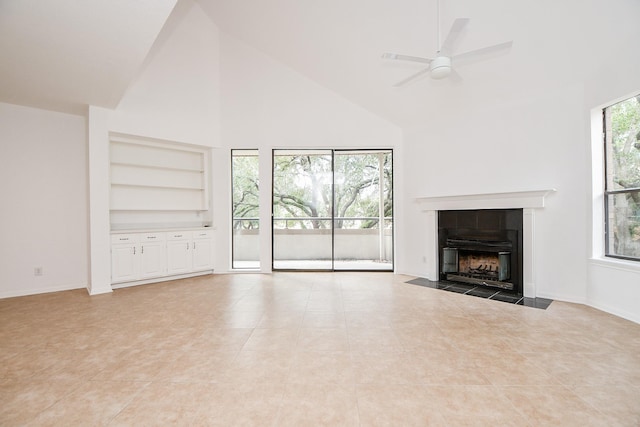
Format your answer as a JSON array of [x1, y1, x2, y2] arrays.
[[272, 150, 333, 270], [333, 150, 393, 271], [232, 150, 260, 269]]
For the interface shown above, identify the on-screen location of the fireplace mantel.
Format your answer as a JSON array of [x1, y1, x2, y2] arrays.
[[416, 189, 556, 298], [416, 189, 556, 211]]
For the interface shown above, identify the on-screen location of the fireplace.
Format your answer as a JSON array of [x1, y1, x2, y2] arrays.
[[438, 209, 523, 294], [418, 189, 555, 298]]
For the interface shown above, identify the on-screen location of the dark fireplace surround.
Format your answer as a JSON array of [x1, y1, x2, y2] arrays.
[[438, 209, 523, 295]]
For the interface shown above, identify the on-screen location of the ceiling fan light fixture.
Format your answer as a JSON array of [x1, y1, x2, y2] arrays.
[[381, 3, 513, 87], [430, 56, 451, 79]]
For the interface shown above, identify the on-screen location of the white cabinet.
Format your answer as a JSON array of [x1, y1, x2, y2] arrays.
[[166, 230, 214, 275], [138, 233, 166, 279], [167, 232, 192, 275], [192, 230, 214, 271], [111, 229, 213, 286], [111, 235, 138, 283], [111, 233, 167, 284]]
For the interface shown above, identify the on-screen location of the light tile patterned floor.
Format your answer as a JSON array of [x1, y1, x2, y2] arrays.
[[1, 272, 639, 426]]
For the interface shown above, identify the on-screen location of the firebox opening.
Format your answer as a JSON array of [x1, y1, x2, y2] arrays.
[[443, 248, 513, 290], [438, 209, 523, 295]]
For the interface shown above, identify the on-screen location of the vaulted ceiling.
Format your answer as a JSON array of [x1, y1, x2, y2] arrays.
[[198, 0, 638, 127], [198, 0, 523, 126], [1, 0, 638, 126]]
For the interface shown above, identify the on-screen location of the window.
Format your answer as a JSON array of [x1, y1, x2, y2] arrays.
[[604, 94, 640, 260], [231, 150, 260, 269]]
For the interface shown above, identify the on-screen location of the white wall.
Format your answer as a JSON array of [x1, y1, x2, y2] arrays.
[[214, 33, 402, 272], [584, 13, 640, 324], [109, 0, 221, 147], [0, 102, 88, 297], [402, 86, 588, 302], [401, 0, 640, 322]]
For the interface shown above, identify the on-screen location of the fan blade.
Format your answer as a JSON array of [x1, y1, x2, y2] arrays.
[[382, 52, 432, 64], [393, 67, 431, 87], [439, 18, 469, 56], [451, 41, 513, 65]]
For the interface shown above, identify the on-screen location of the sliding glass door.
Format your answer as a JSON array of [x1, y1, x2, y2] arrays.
[[333, 150, 393, 270], [272, 150, 333, 270], [272, 149, 393, 271]]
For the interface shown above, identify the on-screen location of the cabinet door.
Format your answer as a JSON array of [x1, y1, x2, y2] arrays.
[[192, 238, 213, 271], [139, 241, 166, 279], [167, 240, 192, 274], [111, 245, 138, 283]]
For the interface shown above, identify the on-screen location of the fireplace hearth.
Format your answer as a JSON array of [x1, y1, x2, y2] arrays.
[[439, 209, 523, 294]]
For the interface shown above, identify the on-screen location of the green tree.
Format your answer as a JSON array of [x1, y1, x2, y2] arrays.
[[334, 152, 392, 229], [271, 152, 393, 229], [273, 154, 333, 229], [232, 154, 259, 229], [233, 151, 393, 231]]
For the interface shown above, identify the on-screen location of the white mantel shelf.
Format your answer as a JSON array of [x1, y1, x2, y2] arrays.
[[416, 189, 556, 211]]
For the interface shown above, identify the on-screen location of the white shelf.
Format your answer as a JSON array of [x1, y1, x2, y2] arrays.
[[111, 185, 206, 211], [111, 141, 203, 171], [111, 183, 204, 191], [110, 161, 203, 173], [109, 135, 210, 213], [416, 189, 557, 211], [111, 164, 204, 190]]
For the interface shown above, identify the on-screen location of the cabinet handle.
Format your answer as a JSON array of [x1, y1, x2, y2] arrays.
[[193, 242, 196, 250], [186, 242, 189, 250], [141, 246, 144, 254], [133, 246, 136, 255]]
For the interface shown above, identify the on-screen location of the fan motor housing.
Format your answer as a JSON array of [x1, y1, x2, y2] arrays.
[[430, 56, 451, 79]]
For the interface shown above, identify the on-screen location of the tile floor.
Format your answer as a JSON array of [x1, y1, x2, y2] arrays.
[[1, 272, 639, 426]]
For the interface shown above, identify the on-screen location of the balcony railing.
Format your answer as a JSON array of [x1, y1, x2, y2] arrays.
[[232, 216, 393, 266], [233, 216, 393, 228]]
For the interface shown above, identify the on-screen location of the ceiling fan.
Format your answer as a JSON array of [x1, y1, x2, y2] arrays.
[[382, 0, 513, 87]]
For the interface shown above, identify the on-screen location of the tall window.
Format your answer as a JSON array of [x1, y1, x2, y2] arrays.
[[231, 150, 260, 269], [604, 94, 640, 260]]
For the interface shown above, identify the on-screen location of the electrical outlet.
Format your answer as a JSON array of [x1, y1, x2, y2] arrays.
[[34, 267, 43, 276]]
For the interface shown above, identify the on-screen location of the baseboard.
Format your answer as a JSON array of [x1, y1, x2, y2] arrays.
[[111, 270, 214, 289], [587, 300, 640, 325], [537, 291, 639, 324], [0, 282, 86, 299], [395, 270, 436, 281], [535, 292, 587, 305]]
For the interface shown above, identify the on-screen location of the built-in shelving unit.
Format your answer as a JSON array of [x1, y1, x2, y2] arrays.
[[103, 133, 214, 291], [109, 134, 209, 212]]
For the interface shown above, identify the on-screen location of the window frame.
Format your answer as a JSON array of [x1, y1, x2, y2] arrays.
[[602, 95, 640, 262], [231, 149, 260, 270]]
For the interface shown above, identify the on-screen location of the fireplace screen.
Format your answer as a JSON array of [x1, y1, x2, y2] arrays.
[[442, 245, 513, 290]]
